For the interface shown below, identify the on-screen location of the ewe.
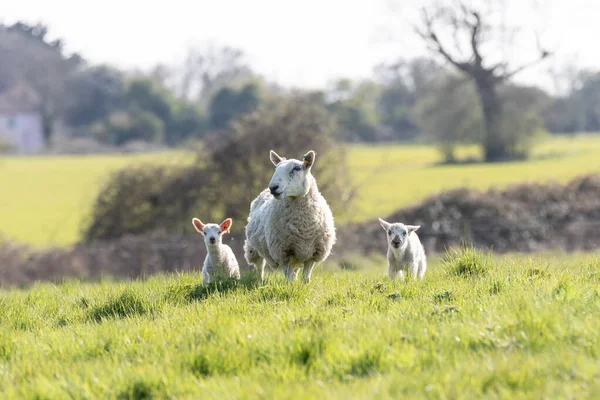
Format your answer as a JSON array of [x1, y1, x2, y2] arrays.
[[378, 218, 427, 280], [192, 217, 240, 286], [244, 150, 336, 283]]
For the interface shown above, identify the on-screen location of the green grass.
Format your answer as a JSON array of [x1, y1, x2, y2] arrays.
[[0, 251, 598, 398], [0, 151, 191, 247], [346, 134, 600, 222], [2, 135, 600, 246]]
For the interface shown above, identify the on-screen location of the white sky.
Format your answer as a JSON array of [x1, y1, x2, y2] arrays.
[[4, 0, 600, 92]]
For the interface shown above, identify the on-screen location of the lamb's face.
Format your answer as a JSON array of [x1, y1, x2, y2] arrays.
[[267, 150, 315, 199], [378, 218, 420, 250], [192, 218, 233, 248]]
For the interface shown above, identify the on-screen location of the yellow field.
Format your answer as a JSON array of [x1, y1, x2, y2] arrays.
[[1, 135, 599, 247]]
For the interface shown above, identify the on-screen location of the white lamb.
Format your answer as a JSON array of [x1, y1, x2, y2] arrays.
[[378, 218, 427, 280], [244, 150, 336, 283], [192, 217, 240, 285]]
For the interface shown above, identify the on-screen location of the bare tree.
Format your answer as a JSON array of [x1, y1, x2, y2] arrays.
[[175, 44, 253, 103], [416, 1, 551, 161]]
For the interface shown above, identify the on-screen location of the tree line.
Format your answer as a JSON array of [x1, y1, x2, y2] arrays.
[[1, 3, 600, 163]]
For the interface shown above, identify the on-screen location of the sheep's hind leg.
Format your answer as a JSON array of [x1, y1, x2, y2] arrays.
[[302, 261, 316, 283]]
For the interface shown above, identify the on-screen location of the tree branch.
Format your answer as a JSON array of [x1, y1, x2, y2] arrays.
[[415, 8, 470, 73], [500, 51, 552, 80]]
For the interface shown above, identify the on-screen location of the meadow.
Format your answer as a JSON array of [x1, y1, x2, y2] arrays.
[[1, 134, 600, 247], [0, 249, 598, 399]]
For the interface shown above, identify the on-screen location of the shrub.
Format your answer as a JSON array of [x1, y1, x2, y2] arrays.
[[82, 93, 354, 241]]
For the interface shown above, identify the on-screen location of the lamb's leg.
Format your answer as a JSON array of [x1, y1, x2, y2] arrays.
[[302, 261, 316, 283], [388, 267, 398, 280], [411, 263, 419, 280], [202, 269, 211, 287], [418, 259, 427, 280]]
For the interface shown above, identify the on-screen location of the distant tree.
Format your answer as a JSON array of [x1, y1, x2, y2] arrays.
[[174, 44, 254, 103], [414, 73, 549, 162], [64, 65, 125, 129], [208, 82, 262, 130], [166, 102, 209, 145], [545, 71, 600, 134], [415, 1, 551, 161], [326, 79, 383, 142], [124, 77, 174, 123], [93, 109, 164, 146], [413, 73, 483, 161]]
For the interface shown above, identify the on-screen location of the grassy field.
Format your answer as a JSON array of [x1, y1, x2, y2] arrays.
[[0, 250, 598, 398], [1, 135, 600, 247]]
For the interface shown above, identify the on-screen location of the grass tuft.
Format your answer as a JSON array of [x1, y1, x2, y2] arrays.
[[89, 289, 157, 322], [442, 242, 492, 277]]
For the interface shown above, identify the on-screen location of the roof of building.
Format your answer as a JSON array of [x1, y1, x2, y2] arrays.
[[0, 82, 42, 114]]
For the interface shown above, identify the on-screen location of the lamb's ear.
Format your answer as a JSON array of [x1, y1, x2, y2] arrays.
[[406, 225, 420, 235], [192, 218, 205, 233], [378, 218, 391, 231], [270, 150, 283, 166], [303, 150, 316, 169], [220, 218, 233, 234]]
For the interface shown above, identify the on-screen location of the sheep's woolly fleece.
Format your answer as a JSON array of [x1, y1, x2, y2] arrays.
[[244, 153, 336, 280]]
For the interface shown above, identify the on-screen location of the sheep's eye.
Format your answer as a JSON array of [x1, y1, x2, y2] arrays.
[[388, 230, 392, 236], [293, 165, 302, 171]]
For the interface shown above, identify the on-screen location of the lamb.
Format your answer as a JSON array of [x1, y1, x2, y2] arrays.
[[243, 150, 336, 283], [378, 218, 427, 280], [192, 217, 240, 286]]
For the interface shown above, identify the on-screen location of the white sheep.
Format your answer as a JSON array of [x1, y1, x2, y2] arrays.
[[244, 150, 336, 283], [378, 218, 427, 280], [192, 217, 240, 285]]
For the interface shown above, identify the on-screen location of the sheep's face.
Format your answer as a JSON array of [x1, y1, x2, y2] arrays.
[[267, 150, 315, 199], [192, 218, 232, 248], [378, 218, 420, 250]]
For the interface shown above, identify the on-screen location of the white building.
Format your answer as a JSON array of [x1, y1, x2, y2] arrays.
[[0, 83, 45, 154]]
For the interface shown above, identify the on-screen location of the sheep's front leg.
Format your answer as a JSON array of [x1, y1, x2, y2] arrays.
[[282, 265, 297, 282], [302, 261, 316, 283], [256, 258, 266, 281], [388, 267, 402, 280]]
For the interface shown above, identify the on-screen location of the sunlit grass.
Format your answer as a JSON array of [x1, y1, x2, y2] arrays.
[[0, 251, 598, 398]]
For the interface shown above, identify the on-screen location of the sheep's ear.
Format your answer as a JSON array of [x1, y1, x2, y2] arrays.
[[303, 150, 316, 169], [270, 150, 283, 166], [406, 225, 420, 235], [378, 218, 391, 231], [220, 218, 233, 234], [192, 218, 205, 233]]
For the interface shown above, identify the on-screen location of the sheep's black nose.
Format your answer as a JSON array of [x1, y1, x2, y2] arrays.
[[269, 184, 279, 194], [209, 237, 216, 243]]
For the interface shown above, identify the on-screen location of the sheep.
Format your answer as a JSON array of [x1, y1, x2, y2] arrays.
[[243, 150, 336, 283], [378, 218, 427, 281], [192, 217, 240, 286]]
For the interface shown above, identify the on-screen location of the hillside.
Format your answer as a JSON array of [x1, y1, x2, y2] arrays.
[[1, 135, 600, 246]]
